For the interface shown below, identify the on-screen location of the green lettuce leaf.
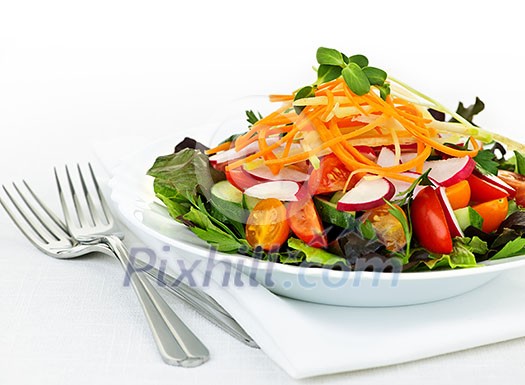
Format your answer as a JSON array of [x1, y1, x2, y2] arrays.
[[424, 237, 485, 269], [288, 238, 348, 266], [491, 237, 525, 260], [147, 148, 223, 202]]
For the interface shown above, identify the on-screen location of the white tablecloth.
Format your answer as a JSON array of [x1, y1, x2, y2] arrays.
[[2, 1, 525, 383]]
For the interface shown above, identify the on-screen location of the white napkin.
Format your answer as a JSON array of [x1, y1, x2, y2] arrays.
[[93, 136, 525, 379]]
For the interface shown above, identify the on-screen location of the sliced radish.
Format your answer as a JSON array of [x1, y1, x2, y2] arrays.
[[354, 146, 377, 161], [436, 186, 464, 237], [337, 177, 395, 211], [474, 170, 516, 197], [422, 156, 475, 187], [243, 165, 309, 182], [387, 171, 425, 199], [376, 147, 400, 168], [400, 152, 417, 164], [244, 181, 300, 201], [209, 137, 279, 164]]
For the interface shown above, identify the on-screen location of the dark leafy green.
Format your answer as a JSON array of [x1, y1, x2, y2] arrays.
[[246, 110, 263, 126], [474, 149, 500, 175], [450, 97, 485, 125], [147, 148, 222, 202]]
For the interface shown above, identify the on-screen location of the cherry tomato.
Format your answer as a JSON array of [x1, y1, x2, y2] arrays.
[[410, 186, 453, 254], [467, 173, 509, 203], [287, 197, 328, 248], [225, 167, 259, 191], [498, 170, 525, 207], [472, 198, 508, 233], [360, 204, 407, 252], [246, 198, 289, 251], [445, 180, 471, 210], [308, 154, 352, 195]]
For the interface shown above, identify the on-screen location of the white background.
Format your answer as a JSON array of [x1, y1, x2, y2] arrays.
[[1, 1, 525, 384]]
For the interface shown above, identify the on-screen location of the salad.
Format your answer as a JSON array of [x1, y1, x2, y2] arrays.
[[148, 47, 525, 272]]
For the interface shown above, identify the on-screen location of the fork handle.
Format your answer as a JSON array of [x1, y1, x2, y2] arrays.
[[102, 235, 210, 367]]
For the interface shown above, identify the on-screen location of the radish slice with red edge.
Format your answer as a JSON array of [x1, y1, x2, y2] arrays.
[[337, 177, 395, 211], [209, 137, 279, 164], [244, 181, 300, 202], [243, 165, 309, 182], [354, 146, 377, 161], [377, 147, 400, 168], [422, 156, 475, 187], [387, 171, 425, 200], [436, 186, 464, 237]]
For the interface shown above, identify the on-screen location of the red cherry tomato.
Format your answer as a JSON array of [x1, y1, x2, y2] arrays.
[[287, 197, 328, 248], [467, 173, 509, 203], [410, 186, 453, 254], [225, 167, 259, 191], [472, 198, 508, 233], [498, 170, 525, 207], [308, 154, 352, 195]]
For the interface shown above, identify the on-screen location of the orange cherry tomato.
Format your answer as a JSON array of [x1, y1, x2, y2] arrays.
[[472, 198, 508, 233], [360, 204, 407, 252], [287, 197, 328, 248], [246, 198, 289, 250], [445, 180, 471, 210]]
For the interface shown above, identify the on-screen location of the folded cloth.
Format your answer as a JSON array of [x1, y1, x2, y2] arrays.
[[93, 133, 525, 379]]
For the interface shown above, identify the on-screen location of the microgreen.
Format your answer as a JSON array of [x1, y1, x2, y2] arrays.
[[342, 63, 371, 96], [312, 47, 390, 100]]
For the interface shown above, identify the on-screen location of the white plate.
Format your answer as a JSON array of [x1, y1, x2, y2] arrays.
[[108, 102, 525, 307]]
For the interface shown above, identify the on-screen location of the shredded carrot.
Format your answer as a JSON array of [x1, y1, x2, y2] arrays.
[[269, 94, 294, 102], [214, 75, 482, 190], [205, 141, 231, 155], [321, 90, 335, 121]]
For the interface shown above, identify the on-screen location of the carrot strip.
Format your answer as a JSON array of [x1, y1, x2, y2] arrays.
[[321, 90, 335, 121], [269, 94, 294, 102], [205, 141, 232, 155]]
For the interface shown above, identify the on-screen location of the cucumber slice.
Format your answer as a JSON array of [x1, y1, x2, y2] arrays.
[[453, 206, 484, 231], [314, 196, 357, 229], [242, 194, 261, 211], [210, 180, 246, 223]]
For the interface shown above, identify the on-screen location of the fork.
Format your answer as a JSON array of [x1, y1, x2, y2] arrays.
[[1, 179, 209, 367], [54, 164, 210, 366], [1, 178, 257, 353]]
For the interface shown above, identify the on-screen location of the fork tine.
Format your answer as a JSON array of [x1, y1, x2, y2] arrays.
[[64, 165, 87, 228], [88, 163, 113, 224], [77, 164, 99, 226], [1, 185, 50, 246], [22, 180, 70, 237], [55, 167, 78, 231], [11, 182, 62, 242]]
